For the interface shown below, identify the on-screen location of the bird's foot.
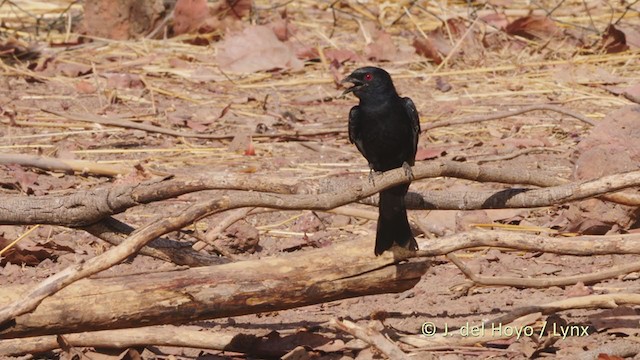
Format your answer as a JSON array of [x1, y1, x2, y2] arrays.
[[402, 162, 414, 181], [368, 167, 382, 186]]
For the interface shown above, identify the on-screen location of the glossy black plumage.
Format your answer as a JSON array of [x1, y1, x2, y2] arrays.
[[342, 67, 420, 255]]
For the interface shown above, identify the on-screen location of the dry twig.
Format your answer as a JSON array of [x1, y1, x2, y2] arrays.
[[330, 319, 414, 360]]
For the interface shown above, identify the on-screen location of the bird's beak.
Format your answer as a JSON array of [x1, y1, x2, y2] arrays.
[[341, 76, 365, 96]]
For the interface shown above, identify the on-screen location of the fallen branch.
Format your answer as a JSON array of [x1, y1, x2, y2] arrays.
[[82, 217, 229, 266], [3, 229, 640, 336], [484, 293, 640, 328], [0, 325, 238, 356], [415, 230, 640, 257], [0, 324, 320, 358], [4, 161, 640, 227], [0, 153, 129, 177], [0, 237, 428, 338]]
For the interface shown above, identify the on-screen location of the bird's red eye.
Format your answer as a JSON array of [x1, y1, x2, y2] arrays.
[[364, 73, 373, 81]]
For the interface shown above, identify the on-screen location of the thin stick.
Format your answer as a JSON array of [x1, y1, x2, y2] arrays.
[[330, 319, 412, 360], [0, 153, 129, 176], [423, 104, 596, 130], [0, 225, 39, 256], [447, 253, 640, 288]]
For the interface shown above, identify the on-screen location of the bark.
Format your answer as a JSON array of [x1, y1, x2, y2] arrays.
[[0, 238, 429, 339]]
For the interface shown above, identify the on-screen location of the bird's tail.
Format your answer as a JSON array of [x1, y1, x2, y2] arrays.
[[375, 186, 418, 256]]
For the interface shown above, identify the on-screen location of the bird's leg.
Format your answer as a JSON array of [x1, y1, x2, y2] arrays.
[[402, 161, 414, 181], [368, 165, 376, 186]]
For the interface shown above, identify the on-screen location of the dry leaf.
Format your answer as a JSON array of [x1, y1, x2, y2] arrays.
[[269, 18, 296, 41], [185, 119, 208, 132], [0, 235, 54, 266], [217, 25, 303, 73], [365, 29, 397, 61], [599, 24, 629, 54], [173, 0, 210, 35], [211, 0, 251, 20], [616, 24, 640, 49], [75, 80, 97, 94], [323, 48, 361, 64], [105, 73, 144, 89], [0, 37, 40, 64], [506, 16, 559, 40], [413, 37, 443, 64], [56, 62, 92, 77], [481, 12, 509, 29]]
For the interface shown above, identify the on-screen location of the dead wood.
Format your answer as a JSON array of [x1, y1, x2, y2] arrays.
[[0, 153, 128, 177], [401, 293, 640, 348], [330, 319, 413, 360], [0, 324, 311, 357], [4, 160, 639, 227], [0, 325, 238, 356], [415, 230, 640, 257], [403, 169, 640, 209], [484, 293, 640, 328], [0, 237, 429, 338], [447, 253, 640, 288], [400, 313, 542, 348], [3, 229, 640, 338], [82, 217, 229, 266]]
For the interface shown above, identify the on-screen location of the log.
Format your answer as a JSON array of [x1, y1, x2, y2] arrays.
[[0, 238, 429, 339]]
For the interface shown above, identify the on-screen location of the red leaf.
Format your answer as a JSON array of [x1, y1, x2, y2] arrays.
[[413, 37, 443, 64], [506, 16, 559, 40], [244, 139, 256, 156]]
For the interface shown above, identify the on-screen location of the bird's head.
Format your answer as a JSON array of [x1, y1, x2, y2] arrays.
[[341, 67, 397, 99]]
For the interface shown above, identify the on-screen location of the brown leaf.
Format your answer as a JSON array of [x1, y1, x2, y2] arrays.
[[217, 25, 303, 73], [211, 0, 251, 20], [413, 37, 443, 64], [616, 24, 640, 49], [599, 24, 629, 54], [105, 73, 143, 89], [0, 235, 54, 266], [56, 62, 92, 77], [323, 48, 361, 64], [0, 37, 40, 64], [185, 119, 208, 132], [75, 80, 97, 94], [506, 16, 559, 40], [269, 18, 296, 41], [481, 12, 509, 29], [365, 29, 397, 61], [173, 0, 210, 35]]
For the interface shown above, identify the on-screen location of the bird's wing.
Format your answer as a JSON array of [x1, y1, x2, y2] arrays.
[[402, 97, 420, 165], [348, 106, 368, 160]]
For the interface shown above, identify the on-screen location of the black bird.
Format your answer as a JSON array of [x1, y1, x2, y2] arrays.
[[342, 67, 420, 255]]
